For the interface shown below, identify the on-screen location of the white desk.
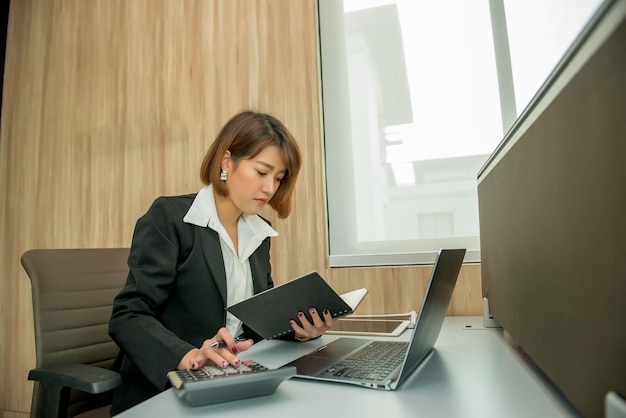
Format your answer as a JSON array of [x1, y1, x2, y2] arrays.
[[117, 317, 581, 418]]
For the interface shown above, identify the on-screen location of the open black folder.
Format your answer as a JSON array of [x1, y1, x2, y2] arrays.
[[227, 272, 368, 340]]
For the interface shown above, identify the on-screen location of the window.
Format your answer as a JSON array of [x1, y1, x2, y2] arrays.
[[319, 0, 603, 267]]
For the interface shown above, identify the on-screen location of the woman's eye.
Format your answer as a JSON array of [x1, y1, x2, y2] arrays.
[[257, 171, 267, 176]]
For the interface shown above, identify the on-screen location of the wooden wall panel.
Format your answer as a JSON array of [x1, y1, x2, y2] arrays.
[[0, 0, 482, 414]]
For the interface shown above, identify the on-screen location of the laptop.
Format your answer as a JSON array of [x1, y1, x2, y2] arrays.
[[284, 248, 466, 390]]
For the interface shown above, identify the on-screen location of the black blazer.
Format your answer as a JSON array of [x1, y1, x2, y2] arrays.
[[108, 194, 274, 415]]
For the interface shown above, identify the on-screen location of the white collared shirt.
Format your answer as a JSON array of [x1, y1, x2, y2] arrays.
[[183, 185, 278, 337]]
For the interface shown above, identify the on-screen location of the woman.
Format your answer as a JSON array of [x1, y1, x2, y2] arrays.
[[109, 110, 333, 415]]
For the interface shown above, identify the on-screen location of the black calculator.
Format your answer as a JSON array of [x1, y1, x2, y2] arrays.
[[167, 360, 296, 406]]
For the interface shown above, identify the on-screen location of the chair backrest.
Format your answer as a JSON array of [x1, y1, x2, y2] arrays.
[[21, 248, 130, 417]]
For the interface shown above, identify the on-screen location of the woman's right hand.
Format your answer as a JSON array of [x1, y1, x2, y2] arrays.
[[177, 327, 253, 370]]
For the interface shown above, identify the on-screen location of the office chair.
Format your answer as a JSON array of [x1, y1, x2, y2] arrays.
[[21, 248, 130, 418]]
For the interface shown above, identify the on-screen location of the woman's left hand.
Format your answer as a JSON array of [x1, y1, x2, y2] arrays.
[[289, 307, 334, 340]]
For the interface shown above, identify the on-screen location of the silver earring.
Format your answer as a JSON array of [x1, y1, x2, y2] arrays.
[[220, 170, 228, 181]]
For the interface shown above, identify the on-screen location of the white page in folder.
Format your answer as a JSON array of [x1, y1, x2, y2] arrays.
[[339, 288, 368, 312]]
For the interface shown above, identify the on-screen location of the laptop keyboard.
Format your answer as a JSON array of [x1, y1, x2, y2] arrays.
[[320, 341, 409, 382]]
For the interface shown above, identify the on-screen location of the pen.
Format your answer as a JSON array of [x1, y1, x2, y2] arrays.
[[210, 336, 247, 349]]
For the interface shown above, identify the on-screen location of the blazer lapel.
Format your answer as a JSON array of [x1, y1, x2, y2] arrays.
[[198, 228, 228, 306], [249, 239, 272, 293]]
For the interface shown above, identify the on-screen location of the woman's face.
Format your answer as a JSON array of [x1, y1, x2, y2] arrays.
[[223, 145, 286, 215]]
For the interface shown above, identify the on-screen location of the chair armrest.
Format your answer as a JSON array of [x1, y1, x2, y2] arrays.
[[28, 363, 122, 394]]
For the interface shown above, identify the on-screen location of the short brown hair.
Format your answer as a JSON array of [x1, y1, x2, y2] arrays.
[[200, 111, 302, 218]]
